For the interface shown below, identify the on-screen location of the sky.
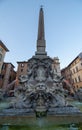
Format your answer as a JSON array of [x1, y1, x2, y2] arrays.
[[0, 0, 82, 71]]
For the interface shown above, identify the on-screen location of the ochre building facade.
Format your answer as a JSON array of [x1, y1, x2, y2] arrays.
[[61, 53, 82, 91]]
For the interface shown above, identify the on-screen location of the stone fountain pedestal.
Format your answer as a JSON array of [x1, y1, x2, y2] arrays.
[[0, 56, 81, 125], [0, 111, 82, 126]]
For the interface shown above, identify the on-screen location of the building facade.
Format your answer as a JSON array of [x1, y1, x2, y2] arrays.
[[0, 62, 16, 89], [0, 40, 9, 73], [61, 53, 82, 91], [16, 61, 28, 78]]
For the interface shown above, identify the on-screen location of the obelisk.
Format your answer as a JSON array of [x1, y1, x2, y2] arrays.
[[35, 7, 47, 57]]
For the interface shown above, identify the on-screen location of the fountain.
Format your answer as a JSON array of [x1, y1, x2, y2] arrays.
[[0, 7, 82, 127]]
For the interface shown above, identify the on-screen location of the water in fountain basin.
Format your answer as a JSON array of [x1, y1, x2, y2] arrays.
[[0, 122, 82, 130]]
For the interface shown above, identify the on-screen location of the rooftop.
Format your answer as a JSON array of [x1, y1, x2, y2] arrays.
[[0, 40, 9, 52]]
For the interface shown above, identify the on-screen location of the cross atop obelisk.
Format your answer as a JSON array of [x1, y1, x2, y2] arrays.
[[35, 6, 47, 57]]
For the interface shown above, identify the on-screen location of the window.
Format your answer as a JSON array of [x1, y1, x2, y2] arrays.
[[9, 76, 12, 82], [77, 85, 78, 88], [75, 78, 77, 83], [21, 63, 24, 67], [70, 70, 72, 75], [78, 76, 81, 82], [2, 64, 6, 70], [0, 74, 2, 79], [0, 48, 3, 53], [73, 69, 75, 73], [72, 79, 74, 84], [0, 53, 2, 61], [21, 69, 23, 72], [76, 66, 78, 72]]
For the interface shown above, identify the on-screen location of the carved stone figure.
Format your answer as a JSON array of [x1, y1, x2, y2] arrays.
[[8, 56, 69, 112]]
